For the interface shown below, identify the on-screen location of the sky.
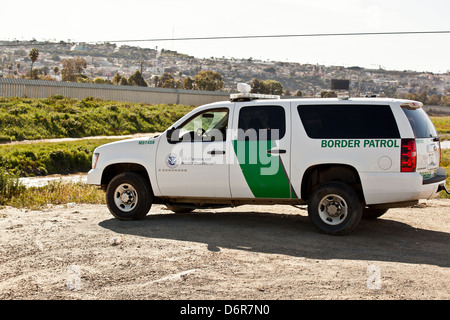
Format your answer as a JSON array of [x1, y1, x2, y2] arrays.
[[1, 0, 449, 73]]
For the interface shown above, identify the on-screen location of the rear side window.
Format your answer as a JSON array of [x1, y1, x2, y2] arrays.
[[401, 107, 437, 138], [298, 104, 400, 139], [238, 106, 286, 140]]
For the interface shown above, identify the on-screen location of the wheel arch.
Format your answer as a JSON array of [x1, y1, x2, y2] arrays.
[[301, 163, 365, 204], [101, 163, 151, 191]]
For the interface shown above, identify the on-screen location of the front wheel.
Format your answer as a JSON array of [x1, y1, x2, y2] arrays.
[[308, 182, 363, 235], [106, 172, 153, 220]]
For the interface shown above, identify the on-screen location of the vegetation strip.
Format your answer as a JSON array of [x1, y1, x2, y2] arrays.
[[0, 96, 194, 142]]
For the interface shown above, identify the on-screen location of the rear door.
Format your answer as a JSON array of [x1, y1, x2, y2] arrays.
[[229, 101, 294, 199], [401, 106, 440, 180]]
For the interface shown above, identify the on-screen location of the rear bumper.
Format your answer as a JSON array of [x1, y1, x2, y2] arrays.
[[361, 167, 447, 205]]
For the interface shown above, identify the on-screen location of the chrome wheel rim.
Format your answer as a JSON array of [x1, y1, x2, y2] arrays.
[[318, 194, 348, 225], [114, 183, 138, 212]]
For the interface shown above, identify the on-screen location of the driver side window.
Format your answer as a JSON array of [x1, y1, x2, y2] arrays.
[[172, 108, 229, 143]]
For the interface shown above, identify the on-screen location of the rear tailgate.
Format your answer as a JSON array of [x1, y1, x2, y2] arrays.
[[401, 103, 440, 180], [416, 137, 440, 179]]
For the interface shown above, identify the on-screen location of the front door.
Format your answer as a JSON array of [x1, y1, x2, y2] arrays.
[[155, 107, 231, 198]]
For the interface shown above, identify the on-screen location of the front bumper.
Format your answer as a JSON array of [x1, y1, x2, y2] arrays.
[[87, 168, 102, 186]]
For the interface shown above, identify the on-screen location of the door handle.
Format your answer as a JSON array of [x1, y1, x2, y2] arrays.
[[267, 149, 286, 154], [207, 150, 226, 155]]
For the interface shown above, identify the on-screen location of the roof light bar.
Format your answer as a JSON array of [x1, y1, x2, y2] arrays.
[[230, 83, 280, 101]]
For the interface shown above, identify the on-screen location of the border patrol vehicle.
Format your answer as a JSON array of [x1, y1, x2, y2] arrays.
[[87, 84, 448, 235]]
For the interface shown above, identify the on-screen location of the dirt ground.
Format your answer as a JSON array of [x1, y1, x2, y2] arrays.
[[0, 199, 449, 300]]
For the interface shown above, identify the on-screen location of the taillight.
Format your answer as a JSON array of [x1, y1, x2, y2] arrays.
[[401, 139, 416, 172]]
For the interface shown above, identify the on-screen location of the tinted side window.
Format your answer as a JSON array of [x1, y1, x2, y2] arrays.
[[298, 104, 400, 139], [401, 107, 437, 138], [238, 106, 286, 141]]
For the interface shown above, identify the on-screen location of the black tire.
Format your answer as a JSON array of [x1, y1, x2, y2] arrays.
[[362, 208, 388, 219], [106, 172, 153, 220], [308, 182, 363, 235], [166, 204, 194, 214]]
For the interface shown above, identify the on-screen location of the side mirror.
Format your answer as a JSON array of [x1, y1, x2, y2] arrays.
[[167, 127, 175, 140], [166, 127, 180, 144]]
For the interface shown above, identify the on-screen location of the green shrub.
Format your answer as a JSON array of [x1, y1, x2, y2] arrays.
[[0, 138, 122, 177], [0, 96, 194, 142], [0, 168, 25, 205]]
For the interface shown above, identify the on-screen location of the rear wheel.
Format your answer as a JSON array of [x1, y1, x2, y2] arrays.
[[106, 172, 152, 220], [308, 182, 363, 235]]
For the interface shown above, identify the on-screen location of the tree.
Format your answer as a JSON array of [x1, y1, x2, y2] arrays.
[[161, 78, 175, 88], [156, 73, 175, 88], [183, 77, 194, 90], [405, 91, 428, 104], [61, 59, 76, 82], [128, 70, 148, 87], [193, 70, 224, 91], [73, 57, 87, 74], [119, 77, 128, 86], [262, 80, 283, 95], [250, 78, 263, 93], [426, 94, 440, 105], [28, 48, 39, 75], [112, 72, 123, 85], [440, 95, 450, 107], [152, 76, 159, 87], [250, 78, 283, 95], [27, 69, 40, 80], [93, 77, 106, 84], [321, 90, 337, 98], [112, 72, 128, 85], [61, 57, 88, 82]]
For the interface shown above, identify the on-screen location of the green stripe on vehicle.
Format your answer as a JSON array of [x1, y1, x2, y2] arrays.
[[233, 139, 292, 198]]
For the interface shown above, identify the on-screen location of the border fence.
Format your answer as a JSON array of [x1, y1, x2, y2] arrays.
[[1, 78, 449, 115], [0, 78, 230, 106]]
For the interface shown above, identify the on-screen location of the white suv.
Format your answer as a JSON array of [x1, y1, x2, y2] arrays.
[[88, 91, 448, 235]]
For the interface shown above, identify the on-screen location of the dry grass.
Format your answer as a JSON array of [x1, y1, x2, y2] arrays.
[[5, 181, 105, 210]]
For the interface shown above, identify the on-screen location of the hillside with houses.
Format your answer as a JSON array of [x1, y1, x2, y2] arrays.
[[0, 40, 449, 103]]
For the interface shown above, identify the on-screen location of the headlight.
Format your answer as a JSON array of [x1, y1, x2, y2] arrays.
[[92, 153, 100, 169]]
